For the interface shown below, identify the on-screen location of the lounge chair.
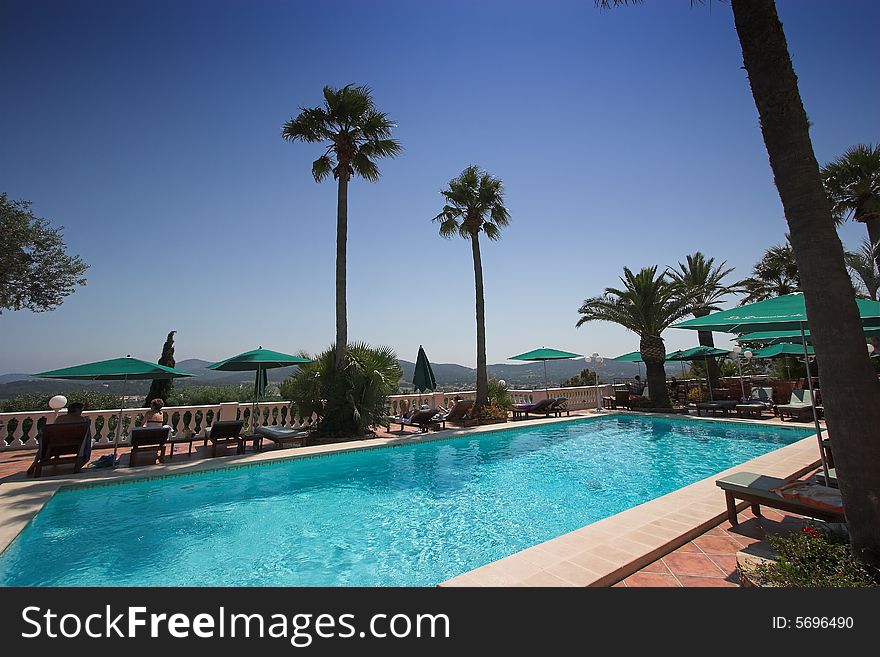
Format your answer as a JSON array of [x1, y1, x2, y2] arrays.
[[433, 399, 474, 427], [696, 400, 738, 416], [256, 425, 309, 449], [207, 420, 245, 457], [27, 421, 91, 477], [815, 467, 838, 488], [511, 397, 556, 420], [550, 397, 569, 417], [777, 389, 814, 422], [716, 471, 845, 526], [128, 425, 171, 466], [392, 408, 443, 433], [614, 389, 631, 409]]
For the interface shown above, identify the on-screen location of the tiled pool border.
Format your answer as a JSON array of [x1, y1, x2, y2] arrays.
[[0, 411, 821, 584]]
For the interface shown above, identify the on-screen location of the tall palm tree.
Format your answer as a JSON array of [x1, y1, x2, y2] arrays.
[[822, 144, 880, 274], [667, 252, 738, 385], [433, 165, 510, 408], [846, 240, 880, 301], [598, 0, 880, 567], [737, 242, 800, 304], [282, 84, 401, 367], [577, 266, 692, 409]]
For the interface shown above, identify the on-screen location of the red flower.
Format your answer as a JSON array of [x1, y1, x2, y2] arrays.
[[802, 526, 818, 537]]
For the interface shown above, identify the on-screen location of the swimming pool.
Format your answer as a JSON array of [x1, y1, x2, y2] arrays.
[[0, 415, 811, 586]]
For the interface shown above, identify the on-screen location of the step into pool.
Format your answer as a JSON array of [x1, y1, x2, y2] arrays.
[[0, 415, 811, 586]]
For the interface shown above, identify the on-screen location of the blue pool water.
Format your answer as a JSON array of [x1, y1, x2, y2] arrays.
[[0, 415, 810, 586]]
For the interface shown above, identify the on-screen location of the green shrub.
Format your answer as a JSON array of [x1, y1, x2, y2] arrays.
[[753, 526, 879, 587], [0, 390, 121, 413], [166, 386, 267, 406], [283, 342, 402, 437], [475, 404, 509, 424], [487, 379, 513, 410]]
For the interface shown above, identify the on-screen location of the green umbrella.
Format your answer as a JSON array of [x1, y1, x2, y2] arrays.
[[35, 356, 193, 463], [412, 345, 436, 402], [612, 350, 644, 380], [207, 347, 312, 434], [670, 293, 879, 482], [672, 293, 880, 333], [736, 327, 880, 345], [750, 343, 815, 359], [664, 346, 731, 402], [510, 347, 582, 395]]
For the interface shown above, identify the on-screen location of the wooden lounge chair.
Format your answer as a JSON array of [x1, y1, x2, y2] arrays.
[[614, 389, 631, 409], [128, 425, 171, 466], [433, 399, 474, 427], [256, 425, 309, 449], [735, 402, 766, 418], [550, 397, 570, 417], [511, 397, 556, 420], [28, 421, 90, 478], [392, 408, 442, 433], [208, 420, 245, 457], [777, 389, 814, 422], [716, 471, 845, 526]]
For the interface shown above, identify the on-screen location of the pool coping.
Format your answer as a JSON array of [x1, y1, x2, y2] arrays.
[[0, 411, 822, 583]]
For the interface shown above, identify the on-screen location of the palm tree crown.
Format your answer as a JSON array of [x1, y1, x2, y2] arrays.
[[433, 165, 510, 239], [576, 266, 693, 337], [846, 239, 880, 301], [738, 242, 800, 305], [281, 84, 401, 183], [666, 252, 738, 314], [821, 143, 880, 226]]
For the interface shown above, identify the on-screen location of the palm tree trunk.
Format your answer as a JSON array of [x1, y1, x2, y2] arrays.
[[733, 0, 880, 567], [335, 172, 349, 368], [694, 309, 721, 387], [639, 334, 670, 409], [470, 233, 489, 407], [863, 216, 880, 276]]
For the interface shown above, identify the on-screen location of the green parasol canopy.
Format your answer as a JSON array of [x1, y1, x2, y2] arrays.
[[510, 347, 582, 394], [750, 343, 815, 359], [412, 345, 437, 393], [35, 356, 193, 380], [664, 346, 730, 361], [206, 348, 312, 372], [612, 351, 643, 362], [672, 293, 880, 333], [736, 327, 880, 345]]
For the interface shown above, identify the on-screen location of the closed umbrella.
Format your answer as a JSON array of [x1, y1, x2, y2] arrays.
[[207, 347, 312, 434], [510, 347, 582, 396], [412, 345, 436, 407], [35, 356, 194, 464]]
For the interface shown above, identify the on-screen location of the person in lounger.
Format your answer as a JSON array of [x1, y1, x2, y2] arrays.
[[27, 402, 92, 475], [142, 398, 166, 426]]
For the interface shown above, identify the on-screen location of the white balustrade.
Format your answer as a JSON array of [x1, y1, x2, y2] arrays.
[[1, 385, 614, 451]]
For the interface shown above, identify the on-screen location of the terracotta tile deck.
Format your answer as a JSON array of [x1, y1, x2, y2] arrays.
[[618, 506, 812, 587]]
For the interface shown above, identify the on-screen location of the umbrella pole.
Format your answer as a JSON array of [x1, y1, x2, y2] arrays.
[[705, 357, 713, 401], [801, 323, 830, 483], [543, 360, 549, 398], [113, 374, 128, 466], [736, 356, 746, 401], [253, 365, 261, 435]]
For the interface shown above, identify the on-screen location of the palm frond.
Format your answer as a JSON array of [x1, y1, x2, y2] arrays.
[[311, 155, 334, 182]]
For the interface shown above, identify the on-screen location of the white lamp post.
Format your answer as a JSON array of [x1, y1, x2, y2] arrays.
[[730, 346, 746, 401], [48, 395, 67, 423]]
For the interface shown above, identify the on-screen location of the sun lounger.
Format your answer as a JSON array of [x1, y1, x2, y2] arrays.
[[392, 408, 443, 432], [735, 403, 766, 418], [433, 399, 474, 427], [128, 425, 171, 466], [207, 420, 245, 457], [777, 389, 814, 422], [27, 421, 91, 477], [696, 400, 738, 416], [815, 467, 838, 488], [716, 471, 845, 526], [550, 397, 570, 417], [256, 425, 309, 449], [511, 397, 556, 420], [614, 389, 631, 409]]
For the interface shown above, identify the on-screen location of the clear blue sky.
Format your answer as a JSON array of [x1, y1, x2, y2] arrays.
[[2, 0, 878, 373]]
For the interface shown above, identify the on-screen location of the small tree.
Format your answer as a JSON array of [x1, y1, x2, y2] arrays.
[[0, 193, 88, 313], [144, 331, 177, 407]]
